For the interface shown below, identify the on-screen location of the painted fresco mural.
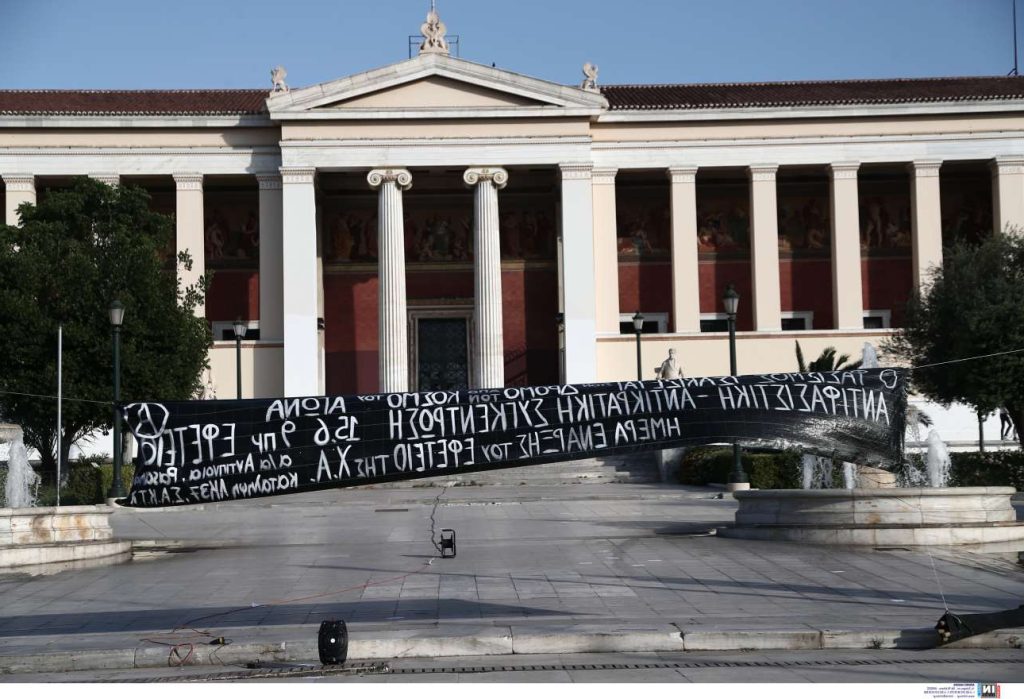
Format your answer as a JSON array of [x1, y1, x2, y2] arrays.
[[616, 187, 671, 259], [941, 174, 993, 247], [203, 190, 259, 267], [695, 183, 750, 255], [858, 178, 912, 254], [777, 182, 830, 254]]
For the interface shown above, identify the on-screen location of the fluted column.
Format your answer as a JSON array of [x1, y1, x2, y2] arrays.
[[592, 168, 620, 334], [257, 173, 284, 341], [829, 162, 864, 330], [909, 160, 943, 289], [2, 174, 36, 226], [281, 167, 319, 397], [465, 167, 509, 389], [173, 173, 205, 318], [668, 166, 700, 333], [368, 168, 413, 394], [749, 164, 781, 331], [991, 156, 1024, 233]]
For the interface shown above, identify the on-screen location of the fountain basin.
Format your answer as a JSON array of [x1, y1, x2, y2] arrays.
[[0, 505, 131, 567], [718, 487, 1024, 546]]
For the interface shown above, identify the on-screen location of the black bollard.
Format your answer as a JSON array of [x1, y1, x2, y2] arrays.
[[318, 619, 349, 665]]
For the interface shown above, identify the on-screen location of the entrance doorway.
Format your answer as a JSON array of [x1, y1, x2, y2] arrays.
[[409, 309, 474, 391]]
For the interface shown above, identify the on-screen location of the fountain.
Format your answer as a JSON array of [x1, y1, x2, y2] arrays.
[[720, 344, 1024, 546], [1, 424, 38, 508], [0, 423, 131, 569]]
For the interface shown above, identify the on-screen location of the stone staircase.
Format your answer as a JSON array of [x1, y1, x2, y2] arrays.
[[374, 452, 662, 487]]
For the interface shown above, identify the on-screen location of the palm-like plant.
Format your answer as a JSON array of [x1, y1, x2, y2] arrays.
[[795, 341, 863, 373]]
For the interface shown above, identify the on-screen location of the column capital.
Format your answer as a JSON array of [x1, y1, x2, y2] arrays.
[[559, 162, 593, 180], [89, 173, 120, 187], [173, 173, 204, 190], [591, 167, 618, 185], [667, 166, 698, 184], [992, 156, 1024, 176], [1, 174, 35, 192], [256, 173, 283, 190], [748, 164, 778, 181], [463, 166, 509, 189], [367, 168, 412, 191], [829, 162, 860, 180], [908, 160, 942, 177], [280, 167, 316, 185]]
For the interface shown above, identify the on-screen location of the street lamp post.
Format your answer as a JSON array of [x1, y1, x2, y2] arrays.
[[107, 300, 126, 501], [632, 311, 645, 381], [232, 319, 247, 399], [722, 284, 748, 488]]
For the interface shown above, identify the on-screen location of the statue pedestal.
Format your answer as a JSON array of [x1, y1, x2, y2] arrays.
[[719, 487, 1024, 546]]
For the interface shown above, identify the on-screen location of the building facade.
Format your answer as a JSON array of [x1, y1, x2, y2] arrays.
[[3, 19, 1023, 445]]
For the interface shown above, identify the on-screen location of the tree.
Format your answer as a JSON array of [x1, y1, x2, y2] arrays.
[[884, 231, 1024, 449], [0, 177, 211, 482], [795, 341, 863, 373]]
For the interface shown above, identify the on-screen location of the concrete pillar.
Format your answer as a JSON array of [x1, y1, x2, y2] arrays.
[[89, 173, 120, 187], [280, 167, 319, 397], [909, 160, 943, 290], [592, 168, 620, 334], [668, 166, 700, 333], [991, 156, 1024, 234], [464, 167, 508, 389], [749, 165, 782, 331], [2, 174, 36, 226], [559, 163, 597, 383], [829, 162, 864, 330], [368, 168, 412, 394], [173, 173, 205, 318], [257, 173, 283, 341]]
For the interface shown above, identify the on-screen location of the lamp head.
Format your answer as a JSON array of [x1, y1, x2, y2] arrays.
[[632, 311, 645, 333], [232, 318, 247, 340], [109, 300, 125, 327], [722, 283, 740, 316]]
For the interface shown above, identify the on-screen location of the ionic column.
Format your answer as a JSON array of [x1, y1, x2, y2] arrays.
[[89, 173, 120, 187], [2, 174, 36, 226], [465, 167, 509, 389], [909, 160, 943, 289], [592, 168, 620, 334], [829, 163, 864, 330], [368, 168, 413, 394], [173, 173, 205, 318], [280, 167, 319, 397], [559, 163, 597, 383], [257, 173, 284, 341], [668, 166, 700, 333], [991, 156, 1024, 233], [749, 165, 782, 331]]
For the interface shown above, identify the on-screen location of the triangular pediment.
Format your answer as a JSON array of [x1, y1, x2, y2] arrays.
[[266, 53, 607, 120]]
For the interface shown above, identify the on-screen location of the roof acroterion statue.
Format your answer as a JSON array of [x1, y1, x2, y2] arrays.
[[419, 2, 450, 56]]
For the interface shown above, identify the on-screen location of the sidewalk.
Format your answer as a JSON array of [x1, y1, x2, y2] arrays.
[[1, 483, 1023, 673]]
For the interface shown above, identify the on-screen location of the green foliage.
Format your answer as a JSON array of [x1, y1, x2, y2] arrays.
[[34, 458, 135, 506], [947, 450, 1024, 491], [677, 446, 803, 489], [0, 178, 212, 481], [795, 341, 862, 373], [885, 231, 1024, 448]]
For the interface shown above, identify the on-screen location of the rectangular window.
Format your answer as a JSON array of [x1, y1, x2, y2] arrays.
[[781, 311, 814, 331], [699, 313, 729, 333], [619, 312, 668, 334], [212, 320, 260, 342], [863, 310, 891, 329]]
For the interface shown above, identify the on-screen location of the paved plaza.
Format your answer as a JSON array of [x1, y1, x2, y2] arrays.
[[1, 483, 1023, 676]]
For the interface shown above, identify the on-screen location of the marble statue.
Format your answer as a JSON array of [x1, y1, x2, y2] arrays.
[[581, 63, 599, 91], [271, 66, 288, 93], [654, 348, 684, 380], [419, 3, 450, 55]]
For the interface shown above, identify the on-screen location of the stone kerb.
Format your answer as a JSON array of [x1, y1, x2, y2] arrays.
[[721, 487, 1024, 546], [0, 505, 115, 546]]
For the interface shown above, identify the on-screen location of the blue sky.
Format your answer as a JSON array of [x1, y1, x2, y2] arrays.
[[0, 0, 1018, 89]]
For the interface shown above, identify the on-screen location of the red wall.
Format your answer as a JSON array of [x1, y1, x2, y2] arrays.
[[324, 266, 559, 395], [698, 259, 754, 331], [618, 261, 672, 322], [206, 270, 258, 322], [862, 257, 912, 327], [780, 258, 833, 330]]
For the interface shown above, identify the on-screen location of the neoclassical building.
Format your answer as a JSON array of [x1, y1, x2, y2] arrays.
[[3, 12, 1022, 443]]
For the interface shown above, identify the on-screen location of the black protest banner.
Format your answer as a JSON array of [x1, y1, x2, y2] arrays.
[[123, 368, 907, 508]]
